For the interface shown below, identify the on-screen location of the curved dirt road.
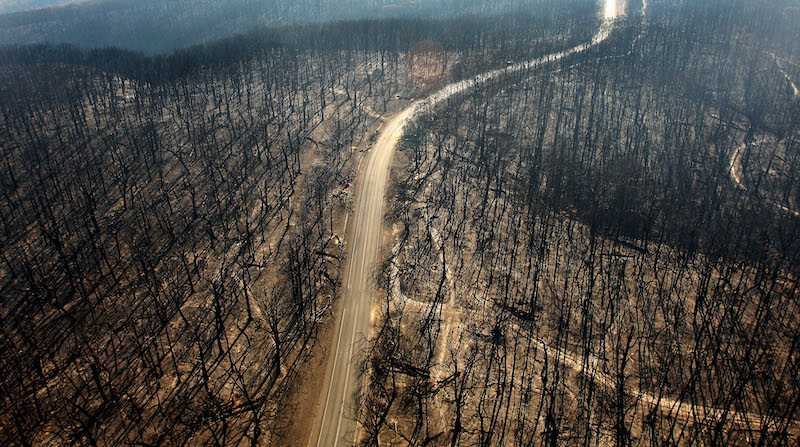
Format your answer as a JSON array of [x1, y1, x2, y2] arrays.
[[726, 54, 800, 217], [309, 2, 619, 446]]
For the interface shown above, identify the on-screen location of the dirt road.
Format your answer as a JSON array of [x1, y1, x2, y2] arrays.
[[729, 141, 800, 218], [308, 2, 620, 445], [309, 106, 417, 447]]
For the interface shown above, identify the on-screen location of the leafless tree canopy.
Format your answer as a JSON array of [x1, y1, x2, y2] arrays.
[[360, 1, 800, 445], [1, 0, 799, 445]]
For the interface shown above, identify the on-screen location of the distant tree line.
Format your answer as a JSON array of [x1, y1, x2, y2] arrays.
[[0, 0, 595, 54], [0, 3, 596, 86]]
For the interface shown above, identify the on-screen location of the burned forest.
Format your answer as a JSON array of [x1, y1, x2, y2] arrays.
[[1, 0, 799, 446], [364, 0, 800, 445]]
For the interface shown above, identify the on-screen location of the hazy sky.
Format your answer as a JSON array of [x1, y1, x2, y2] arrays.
[[0, 0, 77, 15]]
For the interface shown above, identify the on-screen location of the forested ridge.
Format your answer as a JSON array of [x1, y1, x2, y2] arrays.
[[0, 5, 595, 86], [0, 0, 596, 54]]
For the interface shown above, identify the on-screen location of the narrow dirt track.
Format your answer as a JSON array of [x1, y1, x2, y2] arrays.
[[729, 140, 800, 218], [308, 2, 620, 446]]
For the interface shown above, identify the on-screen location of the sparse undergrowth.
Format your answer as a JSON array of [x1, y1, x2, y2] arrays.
[[362, 1, 800, 445]]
